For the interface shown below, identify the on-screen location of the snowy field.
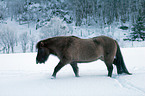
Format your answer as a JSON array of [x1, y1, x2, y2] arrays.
[[0, 47, 145, 96]]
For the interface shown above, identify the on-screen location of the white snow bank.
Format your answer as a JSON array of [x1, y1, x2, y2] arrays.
[[0, 47, 145, 96]]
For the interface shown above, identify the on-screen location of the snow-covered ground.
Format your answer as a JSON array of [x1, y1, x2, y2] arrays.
[[0, 47, 145, 96]]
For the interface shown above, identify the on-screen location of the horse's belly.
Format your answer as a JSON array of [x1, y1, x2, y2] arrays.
[[71, 39, 104, 62], [77, 51, 103, 62], [74, 55, 102, 63]]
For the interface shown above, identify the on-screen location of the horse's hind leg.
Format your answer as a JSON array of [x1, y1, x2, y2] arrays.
[[113, 59, 123, 74], [104, 56, 114, 77], [70, 62, 79, 77], [105, 63, 113, 77]]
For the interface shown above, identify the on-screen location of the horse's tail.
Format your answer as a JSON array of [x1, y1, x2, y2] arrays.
[[113, 41, 131, 75]]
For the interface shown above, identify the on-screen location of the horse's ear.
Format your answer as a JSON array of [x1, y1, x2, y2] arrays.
[[40, 42, 44, 48]]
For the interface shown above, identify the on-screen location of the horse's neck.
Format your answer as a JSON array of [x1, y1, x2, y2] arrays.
[[46, 39, 61, 54]]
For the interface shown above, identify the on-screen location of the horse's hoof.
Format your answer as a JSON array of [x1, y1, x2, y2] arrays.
[[126, 73, 132, 75], [51, 76, 56, 79], [76, 75, 80, 77], [128, 73, 132, 75]]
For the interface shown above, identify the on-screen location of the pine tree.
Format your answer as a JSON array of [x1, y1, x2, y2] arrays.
[[130, 16, 145, 41]]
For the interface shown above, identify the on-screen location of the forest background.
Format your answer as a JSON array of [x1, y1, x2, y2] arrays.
[[0, 0, 145, 53]]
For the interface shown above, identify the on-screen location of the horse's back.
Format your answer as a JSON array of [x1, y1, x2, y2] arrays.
[[93, 36, 117, 50], [53, 36, 117, 63]]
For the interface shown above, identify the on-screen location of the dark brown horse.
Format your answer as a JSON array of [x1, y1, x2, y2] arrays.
[[36, 36, 131, 78]]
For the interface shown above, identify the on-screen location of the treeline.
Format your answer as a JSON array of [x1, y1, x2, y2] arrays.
[[0, 0, 145, 53], [0, 25, 35, 53], [0, 0, 144, 27], [0, 0, 145, 28]]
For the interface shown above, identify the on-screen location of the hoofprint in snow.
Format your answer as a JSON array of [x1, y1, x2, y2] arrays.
[[0, 47, 145, 96]]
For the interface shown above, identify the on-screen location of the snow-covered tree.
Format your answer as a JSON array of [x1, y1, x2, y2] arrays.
[[130, 17, 145, 41], [40, 17, 70, 39], [0, 1, 8, 20]]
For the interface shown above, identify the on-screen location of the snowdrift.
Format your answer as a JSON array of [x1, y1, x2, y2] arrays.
[[0, 47, 145, 96]]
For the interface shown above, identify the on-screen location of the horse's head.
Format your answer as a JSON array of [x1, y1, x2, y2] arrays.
[[36, 42, 50, 64]]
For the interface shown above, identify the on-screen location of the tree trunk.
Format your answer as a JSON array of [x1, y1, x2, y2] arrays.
[[11, 46, 14, 53]]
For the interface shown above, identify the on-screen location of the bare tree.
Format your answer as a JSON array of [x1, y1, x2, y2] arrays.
[[20, 32, 29, 53], [0, 26, 17, 53], [29, 33, 36, 52]]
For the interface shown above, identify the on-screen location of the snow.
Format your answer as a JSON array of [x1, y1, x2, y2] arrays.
[[0, 47, 145, 96]]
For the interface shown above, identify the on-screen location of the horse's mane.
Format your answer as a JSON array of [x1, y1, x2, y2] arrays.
[[36, 36, 79, 49], [36, 38, 52, 49], [36, 41, 41, 49]]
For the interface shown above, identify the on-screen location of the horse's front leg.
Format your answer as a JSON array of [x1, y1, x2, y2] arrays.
[[52, 61, 65, 79]]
